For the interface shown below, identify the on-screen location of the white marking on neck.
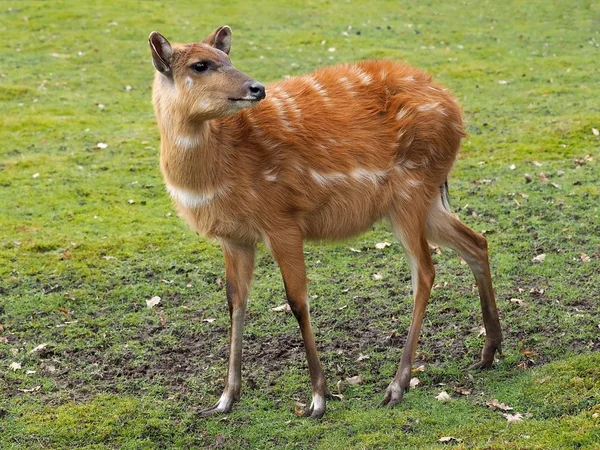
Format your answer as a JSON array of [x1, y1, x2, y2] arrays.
[[269, 95, 293, 130], [174, 135, 200, 150], [166, 184, 226, 208], [185, 76, 193, 89]]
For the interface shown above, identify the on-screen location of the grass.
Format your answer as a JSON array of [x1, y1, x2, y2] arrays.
[[1, 0, 599, 448]]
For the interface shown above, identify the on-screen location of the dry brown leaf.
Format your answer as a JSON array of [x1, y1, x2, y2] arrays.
[[294, 401, 306, 416], [539, 173, 549, 183], [581, 253, 591, 263], [160, 314, 167, 326], [29, 343, 48, 354], [57, 307, 69, 318], [346, 375, 362, 385], [271, 304, 291, 312], [64, 292, 75, 300], [503, 412, 524, 423], [532, 253, 546, 263], [436, 391, 451, 402], [510, 298, 526, 307], [412, 364, 425, 373], [439, 436, 463, 443], [454, 386, 472, 396], [520, 349, 537, 357], [0, 323, 4, 332], [146, 296, 161, 308], [486, 399, 513, 411]]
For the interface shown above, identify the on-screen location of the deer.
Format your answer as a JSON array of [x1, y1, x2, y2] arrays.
[[148, 25, 502, 419]]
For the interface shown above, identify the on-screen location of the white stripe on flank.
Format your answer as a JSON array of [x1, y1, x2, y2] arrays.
[[350, 168, 388, 184], [349, 66, 373, 85], [166, 184, 226, 209], [338, 76, 354, 94], [396, 107, 410, 121], [274, 86, 302, 119], [174, 135, 200, 150], [309, 170, 347, 185], [404, 75, 415, 82], [303, 76, 331, 104]]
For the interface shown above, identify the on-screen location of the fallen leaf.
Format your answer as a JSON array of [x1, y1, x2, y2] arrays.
[[146, 296, 161, 308], [372, 273, 383, 280], [477, 326, 486, 337], [539, 173, 549, 183], [486, 399, 514, 411], [581, 253, 590, 263], [503, 412, 524, 423], [9, 362, 22, 371], [498, 80, 508, 85], [271, 304, 291, 312], [293, 400, 306, 416], [26, 370, 36, 375], [509, 164, 516, 170], [551, 182, 561, 189], [510, 298, 526, 307], [64, 292, 75, 300], [202, 318, 216, 324], [349, 247, 362, 253], [18, 386, 41, 393], [32, 173, 40, 178], [412, 364, 425, 373], [410, 377, 420, 388], [0, 323, 3, 332], [454, 386, 472, 396], [94, 142, 108, 149], [375, 242, 391, 250], [436, 391, 451, 402], [439, 436, 463, 443], [532, 254, 546, 263], [356, 353, 370, 362], [537, 376, 552, 384], [532, 161, 543, 167], [29, 343, 48, 354], [346, 375, 362, 385], [520, 349, 537, 357], [57, 307, 69, 318], [0, 337, 7, 343], [592, 412, 599, 419], [593, 128, 599, 136], [160, 314, 167, 326]]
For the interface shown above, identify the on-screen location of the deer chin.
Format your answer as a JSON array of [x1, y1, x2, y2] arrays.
[[228, 98, 262, 109]]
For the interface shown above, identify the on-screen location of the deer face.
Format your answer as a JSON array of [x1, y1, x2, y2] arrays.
[[149, 27, 266, 121]]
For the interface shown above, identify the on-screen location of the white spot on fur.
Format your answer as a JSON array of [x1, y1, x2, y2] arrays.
[[269, 95, 293, 130], [406, 177, 422, 187], [349, 65, 373, 85], [309, 170, 346, 185], [350, 168, 388, 184], [185, 76, 193, 89], [418, 102, 440, 112], [404, 75, 415, 82], [396, 108, 410, 121], [166, 184, 226, 208], [303, 76, 331, 104], [263, 167, 278, 182], [273, 86, 302, 119], [175, 135, 200, 149], [339, 76, 354, 94]]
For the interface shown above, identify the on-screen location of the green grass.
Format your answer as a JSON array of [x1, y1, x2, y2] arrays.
[[1, 0, 599, 448]]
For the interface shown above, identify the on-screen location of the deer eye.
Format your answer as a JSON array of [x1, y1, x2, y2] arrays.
[[191, 61, 210, 73]]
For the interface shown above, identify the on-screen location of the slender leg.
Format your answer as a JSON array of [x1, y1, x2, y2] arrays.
[[426, 199, 502, 368], [382, 216, 435, 407], [266, 230, 329, 419], [199, 241, 255, 416]]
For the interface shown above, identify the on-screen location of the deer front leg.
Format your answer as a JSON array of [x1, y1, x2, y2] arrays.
[[266, 231, 330, 419], [199, 241, 255, 417]]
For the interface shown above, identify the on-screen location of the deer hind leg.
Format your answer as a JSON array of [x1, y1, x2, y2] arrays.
[[199, 241, 255, 417], [265, 228, 330, 419], [426, 195, 502, 368], [383, 206, 436, 407]]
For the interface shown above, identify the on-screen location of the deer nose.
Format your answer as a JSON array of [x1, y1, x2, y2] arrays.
[[247, 81, 266, 100]]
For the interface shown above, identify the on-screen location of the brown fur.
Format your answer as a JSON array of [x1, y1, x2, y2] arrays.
[[149, 27, 502, 418]]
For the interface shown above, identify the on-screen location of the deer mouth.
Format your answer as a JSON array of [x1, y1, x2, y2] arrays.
[[228, 97, 262, 103]]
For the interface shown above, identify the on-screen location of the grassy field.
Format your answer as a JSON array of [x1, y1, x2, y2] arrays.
[[1, 0, 599, 448]]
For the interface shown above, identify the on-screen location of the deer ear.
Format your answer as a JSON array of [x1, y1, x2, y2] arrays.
[[202, 26, 232, 55], [149, 31, 173, 75]]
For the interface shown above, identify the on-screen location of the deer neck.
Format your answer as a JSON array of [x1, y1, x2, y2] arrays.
[[158, 112, 230, 194]]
